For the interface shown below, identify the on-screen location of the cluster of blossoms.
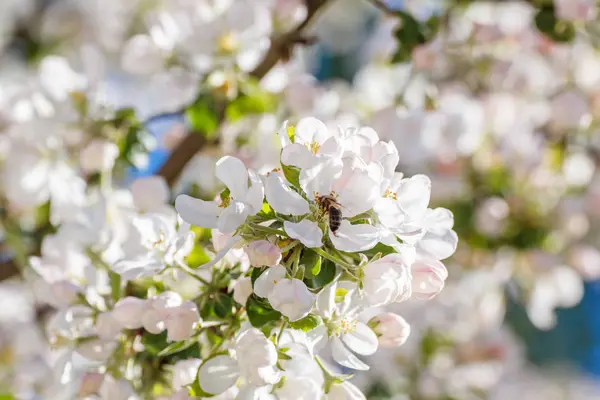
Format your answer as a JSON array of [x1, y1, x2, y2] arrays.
[[169, 117, 457, 397]]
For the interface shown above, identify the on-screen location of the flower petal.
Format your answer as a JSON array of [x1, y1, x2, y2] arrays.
[[216, 156, 249, 199], [244, 171, 265, 213], [329, 221, 380, 252], [330, 337, 369, 371], [328, 381, 366, 400], [199, 234, 242, 269], [417, 229, 458, 261], [336, 170, 379, 218], [111, 257, 165, 280], [218, 201, 252, 234], [396, 175, 431, 219], [268, 279, 314, 321], [112, 297, 147, 329], [281, 143, 315, 169], [315, 283, 336, 319], [319, 136, 344, 159], [299, 157, 343, 201], [278, 121, 292, 147], [411, 258, 448, 300], [175, 195, 220, 228], [295, 117, 330, 145], [265, 174, 310, 216], [254, 265, 287, 298], [284, 220, 323, 248], [198, 355, 240, 395], [142, 309, 166, 334], [341, 322, 378, 356]]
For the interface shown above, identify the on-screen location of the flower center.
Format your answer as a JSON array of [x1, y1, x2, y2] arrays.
[[219, 196, 232, 208], [149, 231, 167, 252], [218, 31, 239, 53], [383, 188, 397, 200], [306, 141, 320, 155], [326, 315, 358, 337]]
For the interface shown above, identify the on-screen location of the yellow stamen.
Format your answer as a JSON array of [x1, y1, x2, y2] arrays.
[[383, 189, 397, 200], [219, 196, 232, 209], [218, 32, 239, 53], [307, 141, 320, 155]]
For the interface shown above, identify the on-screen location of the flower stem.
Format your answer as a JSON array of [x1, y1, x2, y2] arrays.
[[248, 222, 288, 237], [280, 240, 300, 253], [312, 248, 359, 281], [176, 263, 212, 287], [312, 248, 353, 270], [277, 320, 288, 345]]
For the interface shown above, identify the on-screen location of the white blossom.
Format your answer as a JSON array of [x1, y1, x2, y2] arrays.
[[176, 156, 264, 234]]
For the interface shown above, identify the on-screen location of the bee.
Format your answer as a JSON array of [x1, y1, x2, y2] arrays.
[[316, 194, 343, 234]]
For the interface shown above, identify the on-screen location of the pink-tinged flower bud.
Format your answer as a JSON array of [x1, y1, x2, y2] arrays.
[[80, 138, 119, 173], [411, 258, 448, 300], [78, 372, 104, 397], [555, 0, 597, 21], [95, 311, 123, 340], [165, 301, 200, 341], [131, 176, 170, 211], [49, 280, 80, 307], [233, 277, 253, 305], [245, 240, 282, 267], [369, 312, 410, 348], [112, 297, 147, 329], [77, 339, 118, 362]]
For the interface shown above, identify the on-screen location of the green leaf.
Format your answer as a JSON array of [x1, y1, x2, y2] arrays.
[[535, 6, 575, 43], [213, 293, 234, 318], [113, 107, 147, 167], [190, 378, 215, 398], [300, 249, 321, 278], [206, 328, 224, 348], [185, 94, 219, 137], [363, 243, 396, 259], [109, 272, 121, 304], [246, 294, 282, 328], [281, 163, 301, 188], [186, 245, 211, 269], [420, 328, 454, 366], [258, 202, 275, 218], [0, 394, 15, 400], [304, 259, 336, 289], [142, 331, 169, 355], [226, 89, 276, 122], [392, 11, 426, 63], [251, 267, 267, 287], [158, 338, 197, 357], [289, 314, 322, 332], [286, 125, 296, 143], [35, 201, 51, 229], [334, 288, 348, 303], [277, 349, 292, 360]]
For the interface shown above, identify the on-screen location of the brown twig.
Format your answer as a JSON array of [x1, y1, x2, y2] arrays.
[[0, 259, 20, 281], [368, 0, 397, 15], [157, 0, 330, 186]]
